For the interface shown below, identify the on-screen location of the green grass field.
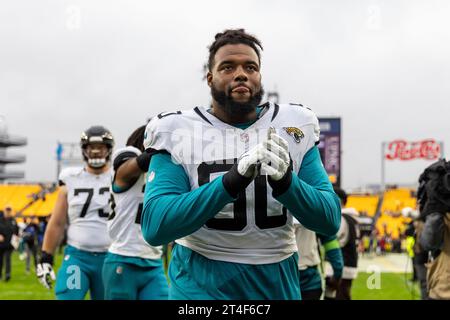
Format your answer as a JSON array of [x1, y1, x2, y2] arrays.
[[0, 251, 64, 300], [352, 272, 420, 300], [0, 251, 420, 300]]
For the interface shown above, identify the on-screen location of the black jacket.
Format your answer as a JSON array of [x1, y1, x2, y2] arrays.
[[0, 217, 19, 250]]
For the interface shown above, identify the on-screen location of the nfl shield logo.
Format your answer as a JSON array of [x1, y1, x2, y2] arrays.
[[116, 266, 123, 274]]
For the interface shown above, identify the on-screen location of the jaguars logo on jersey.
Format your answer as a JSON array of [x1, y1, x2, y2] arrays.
[[283, 127, 304, 143]]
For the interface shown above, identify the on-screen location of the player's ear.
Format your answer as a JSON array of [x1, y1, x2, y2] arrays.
[[206, 72, 213, 87]]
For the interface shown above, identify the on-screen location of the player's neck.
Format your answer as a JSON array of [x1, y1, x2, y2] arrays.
[[210, 102, 257, 125], [86, 164, 109, 175]]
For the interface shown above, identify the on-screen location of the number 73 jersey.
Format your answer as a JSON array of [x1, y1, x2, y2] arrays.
[[59, 167, 111, 252], [145, 102, 320, 264]]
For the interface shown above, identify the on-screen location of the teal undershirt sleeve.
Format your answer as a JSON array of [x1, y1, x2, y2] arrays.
[[318, 233, 343, 279], [141, 153, 235, 246], [275, 146, 341, 236]]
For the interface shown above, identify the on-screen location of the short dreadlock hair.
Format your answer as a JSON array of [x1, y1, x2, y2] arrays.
[[207, 29, 263, 71], [126, 125, 146, 152]]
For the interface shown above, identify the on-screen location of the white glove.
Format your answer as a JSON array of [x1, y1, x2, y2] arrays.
[[36, 263, 56, 289], [237, 128, 290, 180], [260, 130, 290, 181], [237, 144, 270, 178]]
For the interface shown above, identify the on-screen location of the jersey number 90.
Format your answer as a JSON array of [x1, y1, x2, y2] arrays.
[[198, 161, 287, 231]]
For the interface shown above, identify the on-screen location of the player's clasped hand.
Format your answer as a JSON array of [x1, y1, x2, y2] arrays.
[[237, 128, 290, 180], [237, 144, 270, 178], [261, 129, 290, 181]]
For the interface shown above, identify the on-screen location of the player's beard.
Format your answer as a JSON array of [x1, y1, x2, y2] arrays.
[[211, 84, 264, 117]]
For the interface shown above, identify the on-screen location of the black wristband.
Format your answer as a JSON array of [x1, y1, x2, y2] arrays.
[[136, 151, 152, 172], [113, 151, 137, 171], [40, 251, 54, 266], [222, 164, 253, 198], [268, 168, 293, 198]]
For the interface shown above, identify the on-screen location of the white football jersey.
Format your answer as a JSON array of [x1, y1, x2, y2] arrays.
[[293, 218, 321, 270], [59, 167, 111, 252], [107, 146, 163, 260], [144, 102, 320, 264]]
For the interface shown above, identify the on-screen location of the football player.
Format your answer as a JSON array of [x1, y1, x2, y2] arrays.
[[294, 219, 343, 300], [141, 29, 341, 299], [324, 187, 360, 300], [36, 126, 114, 300], [102, 125, 168, 300]]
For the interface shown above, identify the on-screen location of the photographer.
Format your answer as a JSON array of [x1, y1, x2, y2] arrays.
[[417, 159, 450, 300]]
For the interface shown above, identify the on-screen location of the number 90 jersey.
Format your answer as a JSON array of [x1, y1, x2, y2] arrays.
[[59, 167, 111, 252], [144, 102, 320, 264], [107, 146, 163, 260]]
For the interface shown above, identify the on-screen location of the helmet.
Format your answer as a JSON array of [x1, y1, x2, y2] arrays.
[[80, 125, 114, 168]]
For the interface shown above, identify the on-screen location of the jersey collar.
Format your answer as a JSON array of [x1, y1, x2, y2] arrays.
[[194, 102, 279, 131]]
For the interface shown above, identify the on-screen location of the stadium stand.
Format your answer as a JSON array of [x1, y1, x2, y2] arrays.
[[344, 187, 417, 253], [0, 184, 59, 216], [380, 188, 417, 213], [345, 194, 380, 217], [375, 212, 411, 240]]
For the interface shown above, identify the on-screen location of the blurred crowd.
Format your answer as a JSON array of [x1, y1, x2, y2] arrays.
[[0, 207, 56, 281]]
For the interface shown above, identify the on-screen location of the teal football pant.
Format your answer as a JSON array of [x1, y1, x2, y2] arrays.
[[168, 244, 301, 300], [55, 245, 106, 300], [102, 257, 168, 300], [299, 265, 323, 299]]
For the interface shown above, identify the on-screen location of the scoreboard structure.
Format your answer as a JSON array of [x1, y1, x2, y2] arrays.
[[317, 117, 341, 187]]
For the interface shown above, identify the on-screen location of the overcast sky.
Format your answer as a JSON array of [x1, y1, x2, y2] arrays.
[[1, 0, 449, 190]]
